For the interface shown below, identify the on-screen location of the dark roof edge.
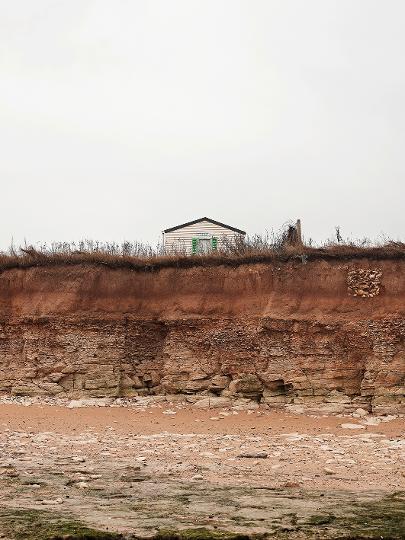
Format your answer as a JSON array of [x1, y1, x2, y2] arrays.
[[163, 217, 246, 235]]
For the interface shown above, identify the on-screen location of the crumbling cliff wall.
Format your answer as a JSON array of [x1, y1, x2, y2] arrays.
[[0, 259, 404, 413]]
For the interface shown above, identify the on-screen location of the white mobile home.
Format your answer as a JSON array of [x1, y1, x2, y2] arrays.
[[163, 217, 246, 254]]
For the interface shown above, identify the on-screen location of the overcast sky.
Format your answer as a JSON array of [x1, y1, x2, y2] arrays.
[[1, 0, 404, 249]]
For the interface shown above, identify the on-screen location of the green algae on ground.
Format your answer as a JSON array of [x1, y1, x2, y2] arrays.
[[339, 492, 405, 539], [306, 514, 336, 526], [1, 492, 404, 540], [302, 492, 405, 539], [0, 508, 123, 540], [155, 528, 253, 540]]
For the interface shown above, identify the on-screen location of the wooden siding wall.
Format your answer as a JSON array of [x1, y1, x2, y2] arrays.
[[163, 221, 243, 254]]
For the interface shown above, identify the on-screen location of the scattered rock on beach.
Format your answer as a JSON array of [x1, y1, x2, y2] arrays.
[[340, 423, 365, 430], [237, 452, 268, 459]]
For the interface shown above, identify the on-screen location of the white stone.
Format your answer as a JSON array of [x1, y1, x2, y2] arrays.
[[71, 456, 86, 462], [67, 398, 113, 408], [232, 399, 259, 410], [353, 408, 368, 417], [193, 397, 231, 409], [285, 404, 305, 414], [76, 481, 89, 489], [340, 423, 365, 430], [362, 417, 381, 426]]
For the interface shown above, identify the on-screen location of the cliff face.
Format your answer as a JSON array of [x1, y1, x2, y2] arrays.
[[0, 259, 404, 413]]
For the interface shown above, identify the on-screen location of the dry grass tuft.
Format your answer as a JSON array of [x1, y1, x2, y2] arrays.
[[1, 233, 404, 273]]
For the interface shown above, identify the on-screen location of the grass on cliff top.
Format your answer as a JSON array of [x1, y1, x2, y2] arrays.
[[1, 229, 404, 273]]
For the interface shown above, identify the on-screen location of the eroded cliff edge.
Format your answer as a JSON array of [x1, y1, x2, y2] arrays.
[[0, 259, 404, 413]]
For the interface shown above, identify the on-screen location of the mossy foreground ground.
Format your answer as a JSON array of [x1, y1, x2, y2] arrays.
[[0, 491, 404, 540], [0, 404, 403, 540], [0, 508, 122, 539]]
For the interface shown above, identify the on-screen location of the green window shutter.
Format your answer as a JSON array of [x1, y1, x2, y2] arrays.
[[192, 238, 198, 254], [211, 237, 218, 250]]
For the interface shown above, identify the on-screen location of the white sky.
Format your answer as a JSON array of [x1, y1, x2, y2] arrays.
[[1, 0, 404, 249]]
